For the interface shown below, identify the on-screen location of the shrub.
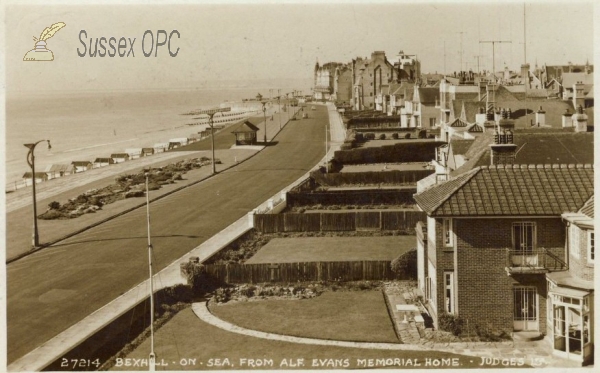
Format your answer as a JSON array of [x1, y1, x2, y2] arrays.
[[391, 133, 399, 139], [39, 209, 66, 220], [340, 143, 352, 151], [364, 132, 376, 140], [390, 248, 417, 279], [404, 133, 412, 139], [48, 201, 61, 210], [180, 261, 222, 295], [439, 313, 464, 336], [355, 132, 364, 142], [379, 133, 386, 140]]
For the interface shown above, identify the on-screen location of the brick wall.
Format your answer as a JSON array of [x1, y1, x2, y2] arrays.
[[433, 217, 565, 335], [568, 225, 594, 282]]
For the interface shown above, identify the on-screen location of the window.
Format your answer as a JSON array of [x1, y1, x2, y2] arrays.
[[429, 118, 436, 128], [570, 225, 580, 259], [444, 272, 455, 314], [588, 231, 594, 263], [512, 222, 535, 253], [442, 218, 453, 247]]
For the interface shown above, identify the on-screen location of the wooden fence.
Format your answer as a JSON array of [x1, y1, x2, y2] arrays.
[[254, 210, 426, 233], [204, 261, 403, 284], [286, 188, 416, 206]]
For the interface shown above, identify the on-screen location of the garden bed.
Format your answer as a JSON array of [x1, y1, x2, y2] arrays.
[[38, 157, 220, 220]]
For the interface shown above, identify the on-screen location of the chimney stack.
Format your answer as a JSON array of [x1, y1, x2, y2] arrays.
[[562, 108, 573, 128], [572, 105, 589, 132], [535, 106, 546, 127], [489, 108, 517, 165]]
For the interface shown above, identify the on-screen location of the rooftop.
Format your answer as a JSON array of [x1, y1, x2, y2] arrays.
[[414, 164, 594, 217]]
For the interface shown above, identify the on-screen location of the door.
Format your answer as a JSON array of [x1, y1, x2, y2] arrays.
[[514, 287, 539, 331]]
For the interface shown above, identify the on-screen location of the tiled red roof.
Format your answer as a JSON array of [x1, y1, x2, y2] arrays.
[[414, 164, 594, 217]]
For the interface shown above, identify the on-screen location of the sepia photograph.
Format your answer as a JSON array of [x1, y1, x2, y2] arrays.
[[1, 0, 596, 371]]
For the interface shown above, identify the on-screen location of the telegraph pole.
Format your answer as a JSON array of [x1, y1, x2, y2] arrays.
[[479, 40, 512, 81], [457, 31, 465, 72]]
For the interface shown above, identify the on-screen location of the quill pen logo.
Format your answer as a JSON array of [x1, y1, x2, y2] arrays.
[[23, 22, 66, 61]]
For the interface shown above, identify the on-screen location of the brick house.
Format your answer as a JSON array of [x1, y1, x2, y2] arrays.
[[413, 164, 593, 364]]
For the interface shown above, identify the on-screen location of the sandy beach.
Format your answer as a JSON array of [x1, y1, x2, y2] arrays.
[[5, 89, 282, 188]]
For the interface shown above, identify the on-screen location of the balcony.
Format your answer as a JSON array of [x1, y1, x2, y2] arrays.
[[505, 248, 567, 276]]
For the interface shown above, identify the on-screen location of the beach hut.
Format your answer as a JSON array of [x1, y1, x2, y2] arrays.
[[71, 161, 93, 173], [169, 137, 189, 146], [110, 153, 130, 163], [232, 120, 260, 145], [125, 148, 143, 159], [93, 157, 115, 168], [153, 143, 168, 153], [22, 172, 49, 186], [45, 164, 73, 179], [188, 134, 201, 143], [142, 147, 155, 156], [168, 141, 182, 150]]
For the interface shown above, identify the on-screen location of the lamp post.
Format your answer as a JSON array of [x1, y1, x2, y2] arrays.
[[285, 93, 290, 121], [277, 93, 281, 130], [145, 171, 156, 371], [261, 100, 268, 143], [197, 107, 231, 174], [24, 139, 51, 248], [325, 124, 328, 174]]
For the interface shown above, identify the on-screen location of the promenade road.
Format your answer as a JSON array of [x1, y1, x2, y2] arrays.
[[6, 105, 324, 364], [5, 106, 288, 261]]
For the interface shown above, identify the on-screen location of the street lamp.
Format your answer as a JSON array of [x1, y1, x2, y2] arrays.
[[144, 171, 156, 371], [277, 93, 281, 130], [285, 93, 290, 122], [197, 107, 231, 174], [261, 100, 268, 143], [24, 139, 51, 248]]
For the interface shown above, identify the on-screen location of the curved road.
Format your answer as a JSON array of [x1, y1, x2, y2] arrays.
[[6, 105, 327, 364]]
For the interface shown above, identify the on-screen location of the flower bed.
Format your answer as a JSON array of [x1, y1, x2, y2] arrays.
[[38, 157, 220, 220]]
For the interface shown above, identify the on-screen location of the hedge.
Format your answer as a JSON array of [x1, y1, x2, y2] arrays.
[[333, 141, 446, 164]]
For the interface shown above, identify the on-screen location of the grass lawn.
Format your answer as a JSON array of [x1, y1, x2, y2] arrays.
[[112, 307, 490, 371], [211, 290, 398, 344], [245, 236, 414, 264]]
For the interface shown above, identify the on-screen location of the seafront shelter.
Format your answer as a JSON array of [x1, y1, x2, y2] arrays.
[[232, 120, 260, 145], [71, 161, 93, 173], [22, 172, 48, 186], [93, 158, 114, 168], [110, 153, 130, 163]]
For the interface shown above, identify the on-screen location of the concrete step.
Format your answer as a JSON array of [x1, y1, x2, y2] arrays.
[[512, 331, 545, 342]]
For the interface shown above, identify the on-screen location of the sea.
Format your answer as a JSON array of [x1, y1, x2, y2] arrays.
[[5, 87, 297, 187]]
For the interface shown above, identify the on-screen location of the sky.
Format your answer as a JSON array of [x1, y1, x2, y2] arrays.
[[3, 0, 595, 93]]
